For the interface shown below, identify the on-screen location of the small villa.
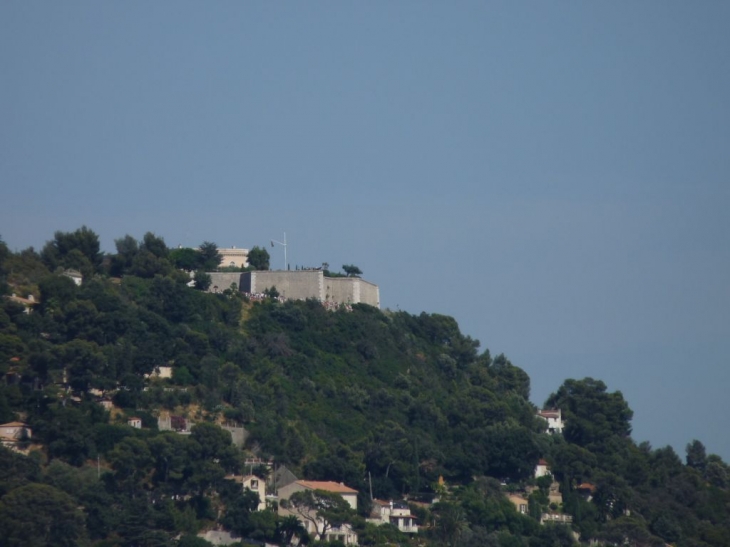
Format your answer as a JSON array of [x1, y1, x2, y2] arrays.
[[0, 421, 32, 447], [368, 499, 419, 533], [278, 480, 359, 545], [535, 459, 551, 479], [536, 408, 564, 435]]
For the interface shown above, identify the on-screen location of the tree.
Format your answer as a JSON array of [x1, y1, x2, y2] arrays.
[[111, 235, 139, 276], [194, 270, 212, 291], [278, 514, 307, 546], [169, 247, 203, 271], [545, 378, 633, 447], [41, 226, 102, 271], [342, 264, 362, 277], [285, 489, 355, 541], [0, 483, 87, 546], [685, 440, 707, 471], [220, 489, 262, 536], [140, 232, 169, 259], [248, 246, 270, 270], [433, 502, 468, 547], [263, 286, 280, 299], [38, 274, 77, 313], [0, 236, 9, 272], [198, 242, 222, 271], [129, 249, 171, 278]]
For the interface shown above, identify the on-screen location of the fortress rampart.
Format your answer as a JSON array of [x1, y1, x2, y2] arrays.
[[206, 270, 380, 308]]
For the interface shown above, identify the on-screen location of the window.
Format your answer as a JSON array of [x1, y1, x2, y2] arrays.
[[251, 479, 259, 489]]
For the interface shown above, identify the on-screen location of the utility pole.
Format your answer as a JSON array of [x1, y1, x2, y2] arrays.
[[270, 232, 288, 270]]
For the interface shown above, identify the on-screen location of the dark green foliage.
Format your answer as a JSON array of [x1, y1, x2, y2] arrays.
[[0, 483, 87, 546], [198, 242, 223, 271], [41, 225, 102, 274], [194, 270, 212, 291], [38, 274, 77, 313], [286, 489, 356, 541], [342, 264, 362, 277], [545, 378, 633, 447], [247, 246, 270, 270], [0, 227, 728, 547], [170, 247, 202, 271]]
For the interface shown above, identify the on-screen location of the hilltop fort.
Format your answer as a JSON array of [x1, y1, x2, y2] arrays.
[[208, 247, 380, 308]]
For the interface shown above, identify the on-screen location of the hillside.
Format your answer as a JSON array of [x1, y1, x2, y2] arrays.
[[0, 228, 729, 547]]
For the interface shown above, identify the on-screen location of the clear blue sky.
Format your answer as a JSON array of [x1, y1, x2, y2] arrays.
[[2, 2, 729, 459]]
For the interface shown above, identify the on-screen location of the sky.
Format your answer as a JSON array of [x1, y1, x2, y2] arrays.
[[2, 2, 729, 459]]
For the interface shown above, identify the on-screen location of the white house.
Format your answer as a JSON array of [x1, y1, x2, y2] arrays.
[[62, 269, 83, 286], [536, 408, 564, 435], [535, 459, 551, 479], [127, 417, 142, 429], [0, 422, 32, 448], [367, 500, 419, 534], [6, 294, 37, 314], [243, 475, 267, 511], [278, 480, 358, 545], [225, 474, 267, 511]]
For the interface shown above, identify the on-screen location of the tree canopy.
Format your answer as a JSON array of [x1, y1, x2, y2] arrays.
[[0, 227, 728, 547], [342, 264, 362, 277], [247, 246, 270, 271]]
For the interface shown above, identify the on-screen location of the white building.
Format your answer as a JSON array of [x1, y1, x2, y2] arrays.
[[218, 247, 249, 269], [536, 409, 564, 435], [534, 459, 551, 479], [244, 475, 267, 511], [62, 269, 83, 286], [225, 474, 268, 511], [368, 500, 419, 534], [0, 422, 32, 446]]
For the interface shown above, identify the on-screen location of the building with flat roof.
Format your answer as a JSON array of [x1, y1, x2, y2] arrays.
[[218, 247, 249, 269]]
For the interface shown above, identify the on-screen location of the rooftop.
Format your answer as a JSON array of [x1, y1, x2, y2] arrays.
[[296, 480, 358, 494]]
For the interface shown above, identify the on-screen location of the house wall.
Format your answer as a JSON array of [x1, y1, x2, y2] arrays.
[[243, 476, 267, 511], [535, 464, 550, 478], [0, 423, 31, 440], [218, 248, 249, 268]]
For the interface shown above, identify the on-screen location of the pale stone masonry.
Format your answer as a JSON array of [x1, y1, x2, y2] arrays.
[[207, 270, 380, 308]]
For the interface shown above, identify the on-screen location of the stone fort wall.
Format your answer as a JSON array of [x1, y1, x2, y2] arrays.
[[246, 270, 323, 301], [207, 271, 380, 308], [207, 272, 244, 293]]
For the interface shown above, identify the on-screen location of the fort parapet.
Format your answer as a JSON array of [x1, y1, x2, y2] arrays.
[[206, 270, 380, 308]]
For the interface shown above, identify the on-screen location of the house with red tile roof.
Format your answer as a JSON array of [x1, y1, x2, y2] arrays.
[[536, 408, 564, 435], [277, 480, 359, 545], [535, 459, 551, 479]]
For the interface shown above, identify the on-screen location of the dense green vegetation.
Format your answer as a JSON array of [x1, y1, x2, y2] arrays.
[[0, 227, 728, 547]]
